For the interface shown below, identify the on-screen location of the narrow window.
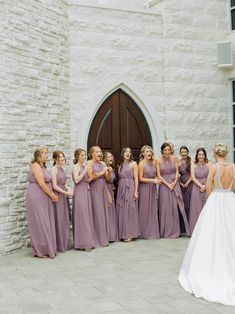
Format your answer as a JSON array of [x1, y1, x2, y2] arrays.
[[231, 0, 235, 30]]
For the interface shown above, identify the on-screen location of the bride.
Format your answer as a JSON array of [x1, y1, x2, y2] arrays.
[[178, 144, 235, 306]]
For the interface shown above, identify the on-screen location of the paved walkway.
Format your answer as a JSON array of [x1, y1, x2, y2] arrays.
[[0, 238, 234, 314]]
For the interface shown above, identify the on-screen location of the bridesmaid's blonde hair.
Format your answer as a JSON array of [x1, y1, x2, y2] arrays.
[[31, 146, 48, 167], [103, 151, 116, 168], [88, 146, 101, 160], [139, 145, 154, 161]]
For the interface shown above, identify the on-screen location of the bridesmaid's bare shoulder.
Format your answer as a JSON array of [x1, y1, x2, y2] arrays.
[[178, 158, 183, 166], [130, 160, 137, 167], [151, 159, 156, 165], [31, 162, 41, 171], [51, 165, 58, 174], [72, 163, 79, 170], [171, 155, 179, 164]]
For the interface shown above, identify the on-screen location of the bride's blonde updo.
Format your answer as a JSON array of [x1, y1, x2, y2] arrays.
[[213, 143, 228, 158]]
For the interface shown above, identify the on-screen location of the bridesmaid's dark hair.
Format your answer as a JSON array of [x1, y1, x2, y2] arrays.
[[73, 148, 86, 164], [52, 150, 65, 166], [179, 146, 191, 171], [119, 147, 133, 172], [160, 142, 171, 154], [194, 147, 208, 164], [31, 146, 48, 167], [103, 151, 116, 169]]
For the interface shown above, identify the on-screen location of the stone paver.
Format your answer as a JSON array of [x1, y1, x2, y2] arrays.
[[0, 238, 234, 314]]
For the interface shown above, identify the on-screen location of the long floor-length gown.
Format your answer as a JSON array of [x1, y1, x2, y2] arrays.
[[179, 160, 192, 220], [158, 159, 189, 238], [179, 164, 235, 306], [90, 161, 109, 247], [106, 169, 118, 242], [138, 162, 160, 239], [26, 167, 57, 258], [53, 167, 71, 252], [189, 164, 209, 234], [72, 165, 95, 249], [116, 162, 140, 240]]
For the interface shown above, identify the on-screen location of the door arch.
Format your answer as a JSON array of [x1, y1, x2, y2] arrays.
[[87, 89, 152, 162]]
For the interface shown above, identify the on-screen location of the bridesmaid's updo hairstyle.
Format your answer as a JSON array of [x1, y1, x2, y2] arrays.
[[179, 146, 191, 170], [194, 147, 208, 164], [103, 151, 116, 169], [88, 146, 101, 160], [160, 142, 171, 154], [139, 145, 154, 161], [73, 148, 86, 164], [213, 144, 228, 158], [52, 150, 65, 166], [31, 146, 48, 167]]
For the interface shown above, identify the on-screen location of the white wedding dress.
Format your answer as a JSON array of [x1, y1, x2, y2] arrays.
[[178, 163, 235, 306]]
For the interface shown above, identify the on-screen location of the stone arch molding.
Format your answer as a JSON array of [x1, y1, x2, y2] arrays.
[[76, 79, 164, 157]]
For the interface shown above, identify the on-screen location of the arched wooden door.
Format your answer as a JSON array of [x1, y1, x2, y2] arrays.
[[87, 89, 152, 162]]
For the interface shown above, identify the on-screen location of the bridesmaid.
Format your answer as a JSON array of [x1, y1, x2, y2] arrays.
[[103, 151, 118, 242], [189, 147, 209, 234], [138, 145, 160, 239], [72, 148, 95, 251], [157, 143, 189, 238], [26, 147, 58, 258], [51, 150, 73, 252], [87, 146, 109, 248], [168, 141, 178, 162], [116, 147, 140, 242], [168, 141, 175, 156], [178, 146, 192, 220]]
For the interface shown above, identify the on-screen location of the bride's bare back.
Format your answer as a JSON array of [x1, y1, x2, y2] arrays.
[[213, 164, 235, 190]]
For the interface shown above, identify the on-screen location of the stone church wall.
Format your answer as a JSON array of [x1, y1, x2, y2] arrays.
[[68, 0, 232, 160], [162, 0, 230, 155], [0, 0, 71, 255], [68, 3, 165, 153]]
